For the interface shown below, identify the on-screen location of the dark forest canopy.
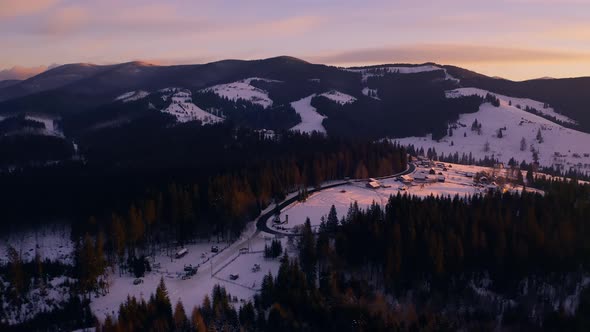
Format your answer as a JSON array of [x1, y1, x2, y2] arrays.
[[0, 125, 407, 235]]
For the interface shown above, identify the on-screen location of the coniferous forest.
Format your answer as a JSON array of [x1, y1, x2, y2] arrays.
[[83, 179, 590, 332]]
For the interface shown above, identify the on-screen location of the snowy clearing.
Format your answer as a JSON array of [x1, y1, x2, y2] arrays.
[[160, 88, 224, 124], [319, 90, 356, 105], [91, 221, 288, 321], [114, 90, 149, 103], [201, 78, 280, 108], [290, 95, 326, 134], [269, 162, 537, 234], [346, 64, 457, 82]]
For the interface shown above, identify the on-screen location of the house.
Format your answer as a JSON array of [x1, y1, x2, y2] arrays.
[[400, 175, 413, 184]]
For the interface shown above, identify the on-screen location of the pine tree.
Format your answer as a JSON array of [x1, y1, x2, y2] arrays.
[[298, 218, 317, 284], [191, 307, 207, 332], [173, 300, 189, 331], [326, 205, 339, 233]]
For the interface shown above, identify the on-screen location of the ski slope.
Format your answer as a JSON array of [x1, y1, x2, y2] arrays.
[[395, 88, 590, 173], [290, 95, 326, 134], [202, 78, 280, 108]]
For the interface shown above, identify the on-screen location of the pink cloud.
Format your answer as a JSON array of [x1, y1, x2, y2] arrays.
[[306, 44, 590, 65], [0, 0, 61, 18]]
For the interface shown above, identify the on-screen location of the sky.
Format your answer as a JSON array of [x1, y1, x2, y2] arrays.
[[1, 0, 590, 81]]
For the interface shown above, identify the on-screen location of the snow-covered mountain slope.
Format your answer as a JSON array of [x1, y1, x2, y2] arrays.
[[160, 88, 223, 124], [447, 88, 577, 125], [395, 89, 590, 173], [201, 77, 280, 108], [290, 95, 326, 134], [114, 90, 149, 103], [319, 90, 356, 105]]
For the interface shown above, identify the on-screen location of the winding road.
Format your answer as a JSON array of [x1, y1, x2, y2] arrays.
[[255, 163, 416, 235]]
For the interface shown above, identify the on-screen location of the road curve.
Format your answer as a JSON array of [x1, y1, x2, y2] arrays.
[[256, 163, 416, 236]]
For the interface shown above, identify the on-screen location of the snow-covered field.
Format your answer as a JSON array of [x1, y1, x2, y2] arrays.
[[201, 78, 280, 108], [269, 162, 534, 233], [160, 88, 224, 124], [114, 90, 149, 103], [290, 94, 326, 134], [395, 88, 590, 173], [0, 224, 74, 265], [91, 221, 286, 321], [319, 90, 356, 105]]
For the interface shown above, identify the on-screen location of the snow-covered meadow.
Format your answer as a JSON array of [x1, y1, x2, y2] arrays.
[[160, 88, 224, 124], [201, 77, 280, 109], [395, 88, 590, 173]]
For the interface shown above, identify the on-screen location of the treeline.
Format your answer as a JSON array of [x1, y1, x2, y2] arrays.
[[193, 91, 301, 130]]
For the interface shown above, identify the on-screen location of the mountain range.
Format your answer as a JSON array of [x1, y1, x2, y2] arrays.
[[1, 56, 589, 170]]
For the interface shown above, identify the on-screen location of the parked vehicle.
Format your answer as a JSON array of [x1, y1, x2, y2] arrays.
[[133, 278, 143, 285], [175, 248, 188, 259], [251, 264, 261, 272], [229, 274, 239, 280], [211, 245, 219, 253]]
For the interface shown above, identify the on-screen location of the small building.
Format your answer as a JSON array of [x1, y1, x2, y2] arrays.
[[367, 181, 380, 189], [414, 173, 427, 182], [400, 175, 413, 184]]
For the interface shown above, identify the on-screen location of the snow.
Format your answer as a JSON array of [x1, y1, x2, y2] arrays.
[[290, 95, 326, 134], [446, 88, 577, 125], [269, 162, 535, 234], [114, 90, 149, 103], [201, 78, 280, 108], [395, 89, 590, 173], [0, 224, 74, 265], [91, 221, 287, 321], [319, 90, 356, 105], [160, 88, 224, 124], [1, 275, 76, 325]]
